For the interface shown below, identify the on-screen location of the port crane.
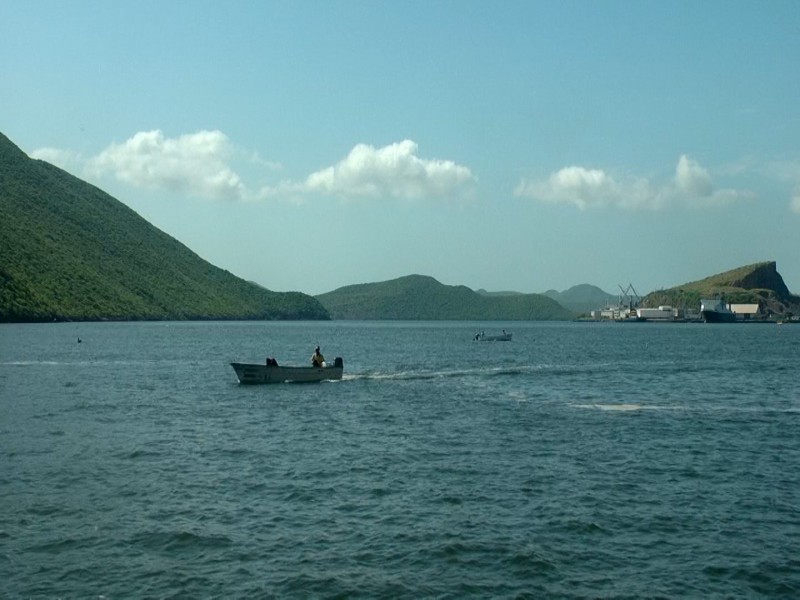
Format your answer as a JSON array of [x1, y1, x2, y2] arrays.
[[617, 283, 641, 318]]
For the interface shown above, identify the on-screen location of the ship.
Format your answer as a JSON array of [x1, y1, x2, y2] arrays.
[[700, 297, 736, 323]]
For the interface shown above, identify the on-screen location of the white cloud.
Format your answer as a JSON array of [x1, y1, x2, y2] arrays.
[[29, 147, 81, 171], [515, 166, 657, 210], [765, 158, 800, 213], [791, 188, 800, 214], [674, 154, 713, 197], [264, 140, 475, 201], [515, 155, 748, 210], [248, 150, 283, 172], [31, 133, 473, 204], [87, 130, 245, 201]]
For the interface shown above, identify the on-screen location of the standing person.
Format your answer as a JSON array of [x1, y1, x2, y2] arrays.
[[311, 345, 325, 367]]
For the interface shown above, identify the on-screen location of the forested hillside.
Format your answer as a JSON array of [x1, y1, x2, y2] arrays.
[[0, 132, 329, 322], [316, 275, 575, 320]]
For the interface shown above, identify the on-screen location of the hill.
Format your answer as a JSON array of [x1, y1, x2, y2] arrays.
[[0, 132, 329, 322], [542, 284, 617, 314], [640, 261, 800, 316], [475, 289, 523, 297], [315, 274, 575, 320]]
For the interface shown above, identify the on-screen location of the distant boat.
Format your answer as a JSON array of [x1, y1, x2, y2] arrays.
[[700, 298, 736, 323], [474, 331, 512, 341], [231, 357, 344, 384]]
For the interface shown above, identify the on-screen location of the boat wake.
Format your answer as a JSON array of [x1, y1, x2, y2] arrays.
[[570, 402, 800, 414], [1, 360, 63, 366], [342, 364, 536, 382], [572, 403, 651, 412]]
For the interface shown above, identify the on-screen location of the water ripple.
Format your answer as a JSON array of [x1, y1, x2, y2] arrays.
[[2, 321, 799, 598]]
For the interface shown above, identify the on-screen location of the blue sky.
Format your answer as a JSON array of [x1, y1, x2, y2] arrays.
[[3, 1, 799, 296]]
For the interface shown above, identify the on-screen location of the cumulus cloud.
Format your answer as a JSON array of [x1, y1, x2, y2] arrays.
[[515, 155, 747, 210], [674, 154, 713, 197], [87, 130, 245, 201], [515, 166, 657, 210], [33, 133, 474, 204], [264, 140, 475, 201]]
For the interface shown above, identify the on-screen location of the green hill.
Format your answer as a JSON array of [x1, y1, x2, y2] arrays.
[[315, 274, 575, 320], [641, 261, 800, 316], [0, 132, 329, 322], [543, 284, 617, 314]]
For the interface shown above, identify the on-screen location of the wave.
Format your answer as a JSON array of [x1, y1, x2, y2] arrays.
[[0, 359, 196, 367], [572, 403, 655, 412], [571, 402, 800, 414], [128, 530, 233, 553], [26, 536, 91, 554], [120, 448, 163, 460]]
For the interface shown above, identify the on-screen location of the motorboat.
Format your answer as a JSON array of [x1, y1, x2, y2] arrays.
[[231, 357, 344, 384]]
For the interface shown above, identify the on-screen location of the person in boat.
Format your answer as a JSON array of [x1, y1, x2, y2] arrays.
[[311, 346, 325, 367]]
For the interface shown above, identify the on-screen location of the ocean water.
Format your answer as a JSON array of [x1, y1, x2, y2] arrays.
[[1, 320, 799, 598]]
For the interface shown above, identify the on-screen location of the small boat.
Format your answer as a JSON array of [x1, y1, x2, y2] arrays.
[[231, 357, 344, 384], [474, 331, 512, 341], [700, 297, 736, 323]]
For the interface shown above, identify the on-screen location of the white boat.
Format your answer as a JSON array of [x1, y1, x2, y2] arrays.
[[231, 357, 344, 384], [474, 331, 512, 341]]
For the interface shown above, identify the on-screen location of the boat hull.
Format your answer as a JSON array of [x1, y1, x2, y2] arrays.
[[700, 297, 737, 323], [231, 358, 344, 384], [701, 310, 737, 323]]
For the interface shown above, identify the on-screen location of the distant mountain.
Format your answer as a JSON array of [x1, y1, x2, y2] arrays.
[[542, 284, 617, 314], [640, 261, 799, 316], [475, 289, 523, 297], [315, 274, 575, 320], [0, 132, 329, 322]]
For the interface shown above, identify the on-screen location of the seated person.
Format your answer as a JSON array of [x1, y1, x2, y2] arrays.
[[311, 346, 325, 367]]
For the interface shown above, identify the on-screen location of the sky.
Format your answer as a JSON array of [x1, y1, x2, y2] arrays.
[[2, 1, 800, 296]]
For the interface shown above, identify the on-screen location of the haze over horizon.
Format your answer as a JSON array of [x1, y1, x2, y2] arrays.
[[3, 1, 799, 296]]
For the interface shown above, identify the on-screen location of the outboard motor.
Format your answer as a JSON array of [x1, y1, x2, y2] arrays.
[[334, 357, 343, 368]]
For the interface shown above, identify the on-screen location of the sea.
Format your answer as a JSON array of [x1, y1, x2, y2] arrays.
[[1, 320, 799, 599]]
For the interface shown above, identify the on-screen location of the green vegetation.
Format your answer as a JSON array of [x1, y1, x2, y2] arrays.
[[641, 261, 800, 317], [542, 284, 617, 315], [315, 274, 575, 320], [0, 132, 329, 322], [5, 128, 797, 324]]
